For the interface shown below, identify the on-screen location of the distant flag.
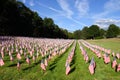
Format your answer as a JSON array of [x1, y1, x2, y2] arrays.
[[117, 63, 120, 72], [85, 54, 89, 63], [104, 53, 110, 64], [116, 53, 120, 59], [17, 61, 20, 70], [0, 57, 4, 66], [10, 55, 14, 61], [107, 49, 111, 54], [112, 52, 115, 57], [24, 52, 26, 57], [8, 51, 11, 56], [89, 57, 96, 75], [44, 58, 48, 66], [66, 63, 70, 75], [32, 55, 36, 62], [48, 54, 51, 60], [17, 53, 21, 60], [36, 52, 39, 58], [26, 56, 30, 65], [1, 47, 4, 58], [40, 59, 46, 71], [112, 56, 117, 69]]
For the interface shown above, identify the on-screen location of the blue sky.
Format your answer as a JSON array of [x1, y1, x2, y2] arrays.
[[18, 0, 120, 32]]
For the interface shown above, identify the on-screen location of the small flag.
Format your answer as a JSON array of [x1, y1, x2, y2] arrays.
[[26, 56, 30, 65], [117, 63, 120, 72], [116, 53, 120, 59], [104, 53, 110, 64], [10, 55, 14, 61], [0, 57, 4, 66], [17, 53, 21, 60], [32, 55, 36, 62], [112, 56, 117, 69], [89, 57, 95, 75], [66, 63, 70, 75], [44, 58, 48, 66], [112, 52, 115, 57], [40, 59, 46, 71], [17, 61, 20, 70]]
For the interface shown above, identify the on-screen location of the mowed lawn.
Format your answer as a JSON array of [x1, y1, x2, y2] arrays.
[[0, 38, 120, 80], [87, 38, 120, 52]]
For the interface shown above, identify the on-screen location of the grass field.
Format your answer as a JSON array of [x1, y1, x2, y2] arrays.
[[87, 38, 120, 53], [0, 38, 120, 80]]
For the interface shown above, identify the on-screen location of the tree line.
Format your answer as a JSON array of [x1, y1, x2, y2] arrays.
[[74, 24, 120, 39], [0, 0, 73, 39], [0, 0, 120, 39]]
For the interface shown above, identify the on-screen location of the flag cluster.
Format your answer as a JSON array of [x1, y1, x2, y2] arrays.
[[0, 36, 73, 71], [65, 42, 76, 75], [79, 40, 120, 73]]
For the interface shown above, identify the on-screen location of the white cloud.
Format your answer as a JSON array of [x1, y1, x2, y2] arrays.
[[37, 1, 87, 27], [38, 3, 64, 16], [56, 0, 73, 18], [95, 19, 120, 28], [92, 0, 120, 20], [29, 0, 34, 6], [91, 0, 120, 28], [75, 0, 89, 17]]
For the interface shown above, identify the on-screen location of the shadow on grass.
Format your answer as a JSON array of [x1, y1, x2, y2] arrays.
[[69, 67, 75, 74], [22, 60, 41, 71], [8, 61, 24, 67], [49, 64, 56, 71], [22, 65, 34, 71], [7, 63, 17, 67], [34, 60, 40, 65]]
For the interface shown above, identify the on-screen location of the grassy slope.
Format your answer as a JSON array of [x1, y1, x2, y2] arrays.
[[87, 38, 120, 52], [0, 39, 120, 80]]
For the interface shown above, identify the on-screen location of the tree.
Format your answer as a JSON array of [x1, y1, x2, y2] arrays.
[[106, 24, 120, 38], [99, 29, 106, 38], [74, 30, 82, 39], [88, 25, 100, 39], [81, 26, 90, 39]]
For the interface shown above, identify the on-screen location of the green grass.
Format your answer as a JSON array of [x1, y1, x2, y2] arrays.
[[0, 38, 120, 80], [87, 38, 120, 52]]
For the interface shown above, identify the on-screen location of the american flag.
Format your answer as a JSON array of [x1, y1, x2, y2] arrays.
[[17, 53, 21, 60], [32, 55, 36, 62], [40, 59, 46, 71], [116, 53, 120, 59], [0, 57, 4, 66], [26, 56, 30, 65], [10, 55, 14, 61], [17, 61, 20, 70], [44, 58, 48, 66], [117, 63, 120, 72], [66, 63, 70, 75], [104, 53, 110, 64], [112, 56, 117, 69], [89, 57, 95, 75], [112, 52, 115, 57]]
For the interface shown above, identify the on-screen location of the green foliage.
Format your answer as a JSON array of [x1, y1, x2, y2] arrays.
[[73, 25, 105, 39], [106, 24, 120, 38], [0, 0, 71, 39], [88, 25, 100, 39], [81, 27, 90, 39], [73, 30, 82, 39]]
